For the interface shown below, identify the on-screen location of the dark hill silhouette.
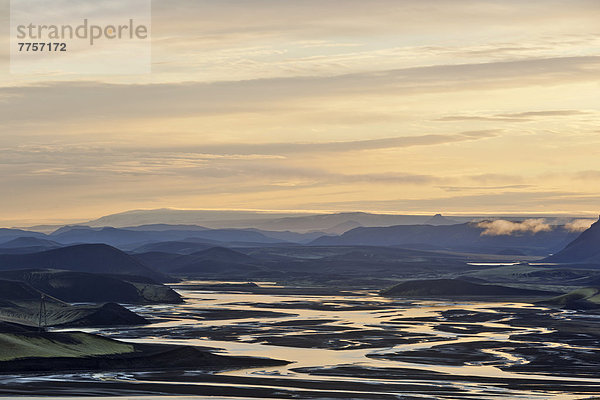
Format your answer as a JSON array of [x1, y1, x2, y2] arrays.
[[0, 279, 47, 302], [0, 237, 60, 248], [174, 247, 260, 274], [132, 251, 183, 272], [51, 226, 158, 246], [0, 229, 45, 241], [190, 247, 257, 263], [382, 278, 558, 298], [0, 237, 61, 254], [0, 244, 169, 282], [0, 269, 181, 304], [50, 226, 287, 247], [131, 241, 214, 255], [544, 216, 600, 264], [134, 247, 259, 275], [0, 278, 148, 327], [311, 223, 577, 256]]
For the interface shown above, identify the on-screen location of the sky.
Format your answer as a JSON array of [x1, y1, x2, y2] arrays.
[[1, 0, 599, 225]]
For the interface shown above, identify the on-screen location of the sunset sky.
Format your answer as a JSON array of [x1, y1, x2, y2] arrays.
[[1, 0, 599, 225]]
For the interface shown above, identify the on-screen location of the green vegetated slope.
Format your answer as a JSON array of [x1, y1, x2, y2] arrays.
[[0, 331, 134, 362], [0, 321, 289, 373], [540, 287, 600, 309]]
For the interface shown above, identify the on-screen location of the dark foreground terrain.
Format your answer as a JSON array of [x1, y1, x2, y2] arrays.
[[0, 323, 287, 375], [1, 282, 599, 399]]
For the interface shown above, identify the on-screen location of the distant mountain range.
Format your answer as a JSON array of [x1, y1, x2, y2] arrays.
[[0, 212, 596, 286], [0, 228, 45, 240], [0, 217, 589, 260], [0, 237, 61, 254], [3, 210, 590, 255], [0, 244, 168, 282], [49, 226, 288, 247], [78, 209, 476, 232], [311, 222, 579, 256]]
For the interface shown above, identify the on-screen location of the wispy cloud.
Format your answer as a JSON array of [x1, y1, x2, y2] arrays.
[[0, 144, 443, 185], [477, 219, 552, 236], [564, 219, 595, 232], [177, 131, 500, 155], [439, 184, 532, 192], [1, 1, 599, 223], [437, 110, 590, 122], [1, 56, 598, 125]]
